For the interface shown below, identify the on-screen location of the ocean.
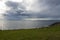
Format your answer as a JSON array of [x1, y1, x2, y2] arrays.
[[0, 19, 60, 30]]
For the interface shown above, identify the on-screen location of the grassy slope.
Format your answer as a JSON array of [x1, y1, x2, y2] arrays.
[[0, 25, 60, 40]]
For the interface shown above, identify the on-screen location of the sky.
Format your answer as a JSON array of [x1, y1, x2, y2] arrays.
[[0, 0, 60, 30], [0, 0, 60, 20]]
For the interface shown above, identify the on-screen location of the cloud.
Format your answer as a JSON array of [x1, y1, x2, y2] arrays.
[[2, 0, 60, 20], [35, 0, 60, 18], [3, 1, 31, 20], [5, 1, 19, 9], [46, 0, 60, 6]]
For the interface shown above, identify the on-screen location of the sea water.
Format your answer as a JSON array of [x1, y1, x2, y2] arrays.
[[0, 19, 60, 30]]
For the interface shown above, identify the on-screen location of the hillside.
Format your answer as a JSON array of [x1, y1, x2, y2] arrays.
[[0, 22, 60, 40], [50, 22, 60, 26]]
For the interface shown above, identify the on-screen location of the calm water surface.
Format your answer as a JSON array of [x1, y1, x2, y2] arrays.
[[0, 20, 60, 30]]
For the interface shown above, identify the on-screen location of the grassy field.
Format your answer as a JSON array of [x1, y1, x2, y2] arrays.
[[0, 25, 60, 40]]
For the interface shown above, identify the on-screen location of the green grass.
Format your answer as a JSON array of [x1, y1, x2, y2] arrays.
[[0, 25, 60, 40]]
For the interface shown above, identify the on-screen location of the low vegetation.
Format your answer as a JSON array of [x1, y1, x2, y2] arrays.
[[0, 22, 60, 40]]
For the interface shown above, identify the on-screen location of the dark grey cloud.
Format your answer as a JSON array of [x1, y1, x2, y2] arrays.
[[3, 1, 31, 20], [3, 0, 60, 20], [36, 0, 60, 18], [3, 9, 31, 20], [46, 0, 60, 6], [38, 0, 60, 6], [5, 1, 25, 10], [5, 1, 19, 8]]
